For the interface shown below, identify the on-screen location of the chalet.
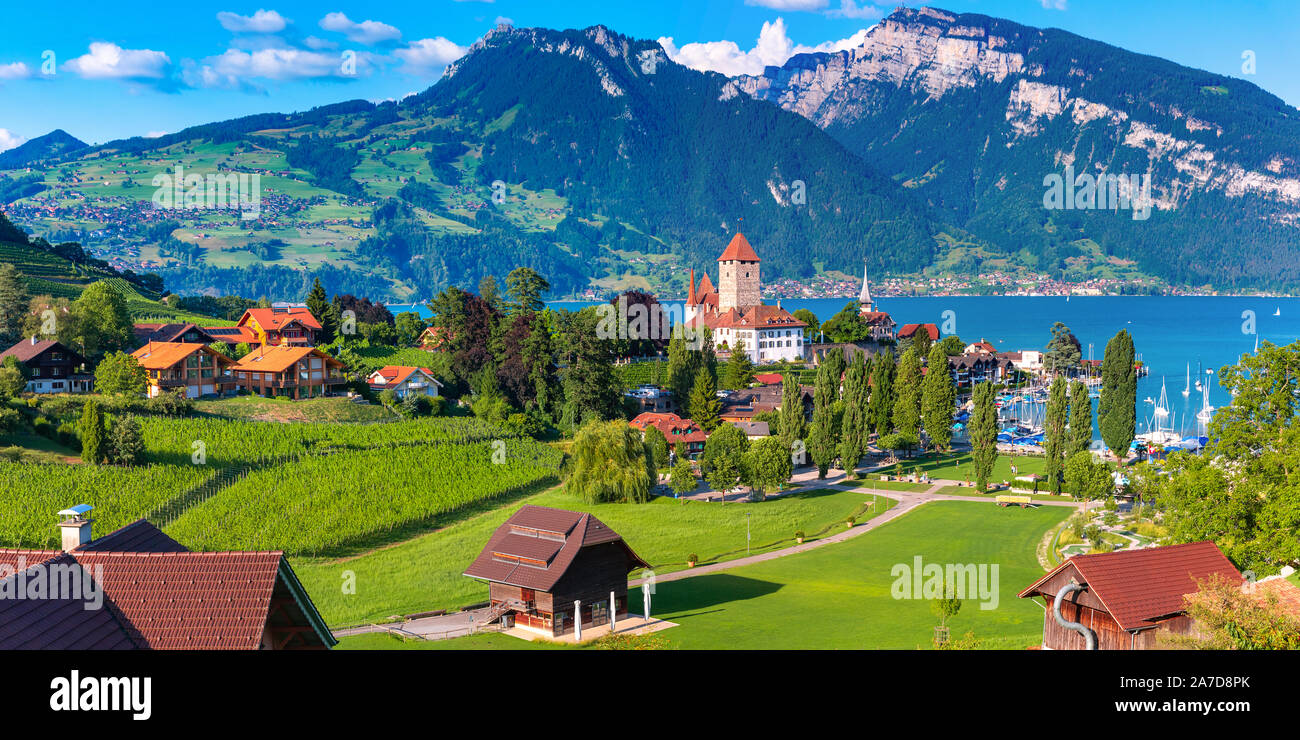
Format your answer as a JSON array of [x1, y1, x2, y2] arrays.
[[236, 306, 322, 347], [366, 365, 442, 399], [232, 345, 347, 400], [418, 325, 453, 351], [464, 505, 649, 639], [203, 325, 262, 347], [0, 506, 335, 650], [719, 383, 813, 424], [729, 421, 771, 440], [0, 338, 93, 394], [131, 322, 218, 348], [1018, 541, 1241, 650], [131, 342, 236, 398], [948, 352, 1016, 388], [630, 412, 707, 458]]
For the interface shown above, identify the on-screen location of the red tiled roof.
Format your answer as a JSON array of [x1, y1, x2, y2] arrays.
[[753, 373, 784, 385], [899, 323, 940, 340], [630, 412, 707, 444], [0, 338, 64, 364], [717, 232, 760, 262], [691, 305, 806, 331], [0, 519, 335, 650], [367, 365, 440, 388], [463, 505, 648, 592], [239, 306, 322, 332], [695, 271, 716, 299], [1018, 541, 1242, 631]]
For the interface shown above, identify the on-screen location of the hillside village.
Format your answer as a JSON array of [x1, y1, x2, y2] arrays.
[[1, 217, 1296, 653]]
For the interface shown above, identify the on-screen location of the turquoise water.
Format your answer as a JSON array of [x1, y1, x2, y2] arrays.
[[389, 295, 1300, 438]]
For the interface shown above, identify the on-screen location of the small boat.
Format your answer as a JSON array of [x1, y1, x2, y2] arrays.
[[1274, 307, 1281, 316], [1181, 363, 1190, 397]]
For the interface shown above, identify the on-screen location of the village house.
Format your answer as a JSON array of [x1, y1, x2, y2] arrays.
[[463, 505, 650, 640], [729, 420, 771, 440], [131, 341, 237, 398], [234, 306, 322, 347], [719, 383, 813, 424], [0, 338, 94, 394], [630, 412, 707, 459], [856, 268, 898, 342], [232, 345, 346, 400], [131, 322, 219, 348], [366, 365, 442, 399], [684, 233, 807, 364], [0, 506, 336, 650], [898, 323, 940, 343], [624, 384, 677, 414], [417, 325, 452, 351], [1017, 541, 1243, 650]]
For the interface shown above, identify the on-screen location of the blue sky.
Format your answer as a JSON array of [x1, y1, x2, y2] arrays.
[[1, 0, 1297, 151]]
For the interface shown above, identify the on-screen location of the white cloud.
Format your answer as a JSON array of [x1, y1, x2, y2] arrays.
[[745, 0, 828, 9], [65, 42, 170, 80], [0, 62, 32, 81], [144, 131, 168, 139], [188, 47, 359, 87], [217, 9, 288, 33], [0, 128, 26, 153], [319, 12, 401, 45], [304, 36, 337, 50], [659, 18, 870, 77], [394, 37, 468, 76], [826, 1, 883, 19], [494, 16, 514, 26], [1041, 0, 1068, 9]]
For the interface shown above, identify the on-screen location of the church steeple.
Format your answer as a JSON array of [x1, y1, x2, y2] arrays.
[[858, 265, 873, 312]]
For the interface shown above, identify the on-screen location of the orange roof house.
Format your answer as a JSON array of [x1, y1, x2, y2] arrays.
[[630, 412, 708, 457], [898, 323, 940, 341], [1018, 541, 1242, 650], [236, 306, 322, 347], [131, 342, 236, 399], [367, 365, 443, 398], [232, 345, 346, 400], [0, 507, 335, 650]]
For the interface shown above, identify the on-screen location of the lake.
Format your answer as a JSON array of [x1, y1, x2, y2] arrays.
[[389, 295, 1299, 439]]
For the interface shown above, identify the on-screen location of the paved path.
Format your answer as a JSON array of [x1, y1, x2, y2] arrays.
[[334, 482, 1097, 639]]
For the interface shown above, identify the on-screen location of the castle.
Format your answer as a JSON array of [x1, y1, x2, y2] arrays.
[[684, 233, 807, 364]]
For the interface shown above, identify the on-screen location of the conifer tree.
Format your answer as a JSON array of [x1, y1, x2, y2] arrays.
[[970, 381, 998, 491], [1067, 380, 1093, 459], [1044, 375, 1069, 493], [689, 367, 722, 432], [870, 349, 895, 436], [1099, 329, 1137, 461], [79, 400, 107, 465], [779, 373, 806, 448], [892, 347, 923, 443], [921, 345, 956, 451]]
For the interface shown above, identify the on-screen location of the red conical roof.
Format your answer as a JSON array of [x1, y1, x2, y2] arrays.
[[717, 232, 760, 262], [696, 271, 716, 296]]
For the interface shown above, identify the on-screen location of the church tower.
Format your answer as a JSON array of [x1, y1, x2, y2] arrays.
[[858, 265, 874, 313], [717, 233, 761, 312]]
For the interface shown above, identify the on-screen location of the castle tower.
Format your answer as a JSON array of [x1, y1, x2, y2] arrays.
[[717, 233, 761, 312], [858, 265, 873, 313]]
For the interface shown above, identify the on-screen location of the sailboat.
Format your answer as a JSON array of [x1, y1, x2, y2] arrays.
[[1273, 307, 1281, 316], [1196, 383, 1214, 427], [1182, 363, 1190, 397], [1194, 360, 1203, 392], [1139, 379, 1181, 446]]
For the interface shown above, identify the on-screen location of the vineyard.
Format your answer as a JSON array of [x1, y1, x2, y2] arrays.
[[139, 415, 515, 467], [0, 461, 216, 549], [165, 439, 564, 555]]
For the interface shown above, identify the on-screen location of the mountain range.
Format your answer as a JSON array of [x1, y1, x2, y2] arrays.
[[2, 6, 1299, 301]]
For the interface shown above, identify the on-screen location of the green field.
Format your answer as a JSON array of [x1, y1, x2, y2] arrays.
[[886, 451, 1048, 484], [192, 395, 395, 423], [296, 486, 889, 627], [641, 500, 1067, 649]]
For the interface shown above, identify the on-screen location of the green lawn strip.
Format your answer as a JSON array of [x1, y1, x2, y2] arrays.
[[931, 486, 1080, 503], [295, 486, 883, 628], [882, 451, 1047, 485], [836, 479, 931, 492], [641, 501, 1070, 649], [192, 396, 393, 423]]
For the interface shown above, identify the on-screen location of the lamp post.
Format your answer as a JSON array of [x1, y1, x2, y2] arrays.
[[746, 512, 752, 556]]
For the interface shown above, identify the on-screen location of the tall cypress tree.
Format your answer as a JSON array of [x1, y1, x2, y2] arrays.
[[1067, 380, 1093, 459], [305, 277, 334, 342], [1043, 375, 1069, 493], [969, 381, 998, 491], [79, 400, 107, 465], [838, 353, 868, 477], [1099, 329, 1137, 461], [779, 373, 806, 448], [893, 347, 923, 443], [870, 349, 895, 436], [921, 345, 956, 452], [688, 367, 722, 432]]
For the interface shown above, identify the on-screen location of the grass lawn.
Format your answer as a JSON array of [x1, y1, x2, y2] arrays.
[[640, 500, 1069, 649], [334, 632, 561, 650], [885, 451, 1047, 485], [839, 479, 932, 492], [932, 485, 1079, 502], [296, 486, 888, 627], [192, 396, 395, 423]]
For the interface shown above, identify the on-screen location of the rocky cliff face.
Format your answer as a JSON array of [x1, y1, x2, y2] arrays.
[[736, 6, 1300, 217]]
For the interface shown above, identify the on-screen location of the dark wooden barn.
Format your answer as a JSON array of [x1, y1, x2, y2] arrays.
[[463, 505, 649, 638], [1018, 541, 1241, 650]]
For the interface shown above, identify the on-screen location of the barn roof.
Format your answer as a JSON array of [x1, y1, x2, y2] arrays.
[[1018, 541, 1242, 631], [463, 505, 649, 592], [0, 519, 335, 650], [0, 338, 79, 364]]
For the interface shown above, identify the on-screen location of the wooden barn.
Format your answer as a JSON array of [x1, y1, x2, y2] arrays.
[[463, 505, 649, 639], [1018, 541, 1241, 650]]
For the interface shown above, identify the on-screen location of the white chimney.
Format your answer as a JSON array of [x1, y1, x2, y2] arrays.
[[30, 336, 37, 345], [56, 505, 94, 552]]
